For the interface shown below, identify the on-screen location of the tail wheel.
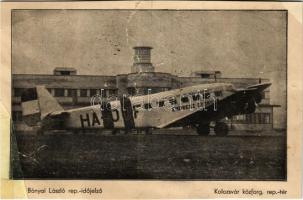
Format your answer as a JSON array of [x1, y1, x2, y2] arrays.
[[196, 123, 210, 136], [214, 122, 229, 136]]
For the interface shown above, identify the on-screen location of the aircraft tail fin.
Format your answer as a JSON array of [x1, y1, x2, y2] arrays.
[[21, 85, 64, 126]]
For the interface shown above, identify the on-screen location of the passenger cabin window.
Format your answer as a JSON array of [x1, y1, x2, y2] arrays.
[[133, 104, 142, 110], [14, 88, 24, 97], [192, 94, 200, 101], [215, 91, 223, 97], [80, 89, 88, 97]]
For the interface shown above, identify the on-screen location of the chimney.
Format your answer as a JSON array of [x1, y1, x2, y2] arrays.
[[131, 46, 155, 73]]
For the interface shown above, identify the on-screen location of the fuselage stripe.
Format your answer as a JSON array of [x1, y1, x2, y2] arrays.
[[120, 97, 135, 129], [101, 101, 114, 129]]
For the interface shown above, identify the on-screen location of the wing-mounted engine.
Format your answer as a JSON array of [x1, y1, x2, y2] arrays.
[[232, 83, 270, 116]]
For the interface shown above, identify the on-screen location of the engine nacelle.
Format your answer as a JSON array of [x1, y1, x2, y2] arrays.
[[243, 100, 256, 114]]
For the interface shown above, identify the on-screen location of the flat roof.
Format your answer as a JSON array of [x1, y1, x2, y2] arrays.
[[54, 67, 77, 72], [133, 46, 153, 49]]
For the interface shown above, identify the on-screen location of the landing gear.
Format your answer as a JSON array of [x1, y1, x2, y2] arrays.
[[214, 122, 229, 136], [37, 129, 44, 136], [196, 123, 210, 136]]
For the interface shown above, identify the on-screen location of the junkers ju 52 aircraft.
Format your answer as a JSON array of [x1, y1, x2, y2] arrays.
[[20, 82, 271, 136]]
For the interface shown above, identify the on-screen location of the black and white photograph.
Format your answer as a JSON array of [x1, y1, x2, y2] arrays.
[[11, 9, 287, 180]]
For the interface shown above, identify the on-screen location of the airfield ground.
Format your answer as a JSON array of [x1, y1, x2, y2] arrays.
[[12, 129, 286, 180]]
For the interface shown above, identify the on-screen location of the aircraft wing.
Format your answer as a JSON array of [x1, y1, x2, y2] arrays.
[[158, 82, 271, 128]]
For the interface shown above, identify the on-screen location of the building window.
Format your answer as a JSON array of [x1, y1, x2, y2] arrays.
[[67, 89, 77, 97], [128, 88, 136, 96], [232, 115, 246, 123], [133, 104, 142, 110], [168, 97, 177, 105], [90, 89, 98, 97], [80, 89, 88, 97], [100, 89, 107, 97], [204, 92, 210, 99], [14, 88, 24, 97], [54, 88, 65, 97], [264, 113, 271, 124], [201, 74, 210, 78], [215, 91, 223, 97], [143, 88, 151, 95]]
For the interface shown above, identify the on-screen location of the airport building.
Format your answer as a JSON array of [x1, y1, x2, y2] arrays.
[[12, 46, 278, 132]]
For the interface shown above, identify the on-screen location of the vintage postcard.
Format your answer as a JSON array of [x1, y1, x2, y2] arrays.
[[0, 1, 302, 199]]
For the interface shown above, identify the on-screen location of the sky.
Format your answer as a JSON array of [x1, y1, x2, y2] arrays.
[[12, 10, 287, 128]]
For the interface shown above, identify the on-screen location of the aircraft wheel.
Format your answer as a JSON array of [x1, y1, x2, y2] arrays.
[[196, 124, 210, 136], [214, 122, 229, 136]]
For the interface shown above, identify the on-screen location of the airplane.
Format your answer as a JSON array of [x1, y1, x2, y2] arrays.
[[20, 82, 271, 136]]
